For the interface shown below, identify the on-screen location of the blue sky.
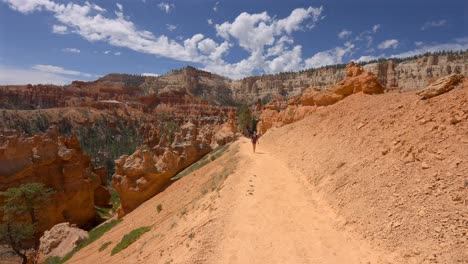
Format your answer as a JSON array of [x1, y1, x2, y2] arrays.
[[0, 0, 467, 84]]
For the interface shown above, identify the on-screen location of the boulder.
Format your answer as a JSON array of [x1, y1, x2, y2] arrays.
[[37, 222, 88, 263], [301, 62, 384, 107], [417, 74, 464, 99]]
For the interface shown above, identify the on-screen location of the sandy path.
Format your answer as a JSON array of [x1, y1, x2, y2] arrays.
[[209, 138, 391, 264]]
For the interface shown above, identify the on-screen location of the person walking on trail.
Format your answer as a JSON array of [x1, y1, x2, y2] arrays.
[[251, 132, 259, 153]]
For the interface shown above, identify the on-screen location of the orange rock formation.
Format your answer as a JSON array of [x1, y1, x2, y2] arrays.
[[0, 128, 110, 234]]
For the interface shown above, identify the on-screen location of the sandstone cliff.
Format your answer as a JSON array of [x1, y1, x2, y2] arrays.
[[0, 128, 110, 234], [257, 62, 384, 134], [112, 103, 237, 216]]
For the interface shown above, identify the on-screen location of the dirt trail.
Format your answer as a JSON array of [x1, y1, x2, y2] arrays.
[[208, 138, 392, 264]]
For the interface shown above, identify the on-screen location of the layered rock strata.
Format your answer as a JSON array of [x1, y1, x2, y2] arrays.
[[0, 128, 110, 234]]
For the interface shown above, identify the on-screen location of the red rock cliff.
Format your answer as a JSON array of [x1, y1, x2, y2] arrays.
[[0, 128, 110, 234]]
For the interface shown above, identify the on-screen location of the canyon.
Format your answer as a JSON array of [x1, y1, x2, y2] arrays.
[[0, 51, 467, 263]]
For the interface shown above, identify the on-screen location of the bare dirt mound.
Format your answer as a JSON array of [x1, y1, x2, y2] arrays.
[[261, 84, 467, 263]]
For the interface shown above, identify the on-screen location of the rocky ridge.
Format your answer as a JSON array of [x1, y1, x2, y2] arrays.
[[257, 62, 384, 134]]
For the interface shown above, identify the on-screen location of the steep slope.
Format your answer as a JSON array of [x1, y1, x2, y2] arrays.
[[67, 139, 396, 264], [260, 84, 467, 263], [0, 128, 110, 235], [66, 82, 466, 264]]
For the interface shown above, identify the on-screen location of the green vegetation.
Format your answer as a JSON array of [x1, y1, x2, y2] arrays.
[[188, 232, 195, 240], [111, 226, 152, 256], [75, 117, 143, 177], [236, 102, 252, 134], [158, 120, 179, 144], [200, 146, 239, 195], [98, 241, 112, 252], [171, 144, 230, 180], [0, 183, 55, 264], [156, 204, 163, 213], [45, 219, 123, 264], [95, 186, 120, 219]]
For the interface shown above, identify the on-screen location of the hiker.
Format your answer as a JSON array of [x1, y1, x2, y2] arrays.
[[251, 132, 259, 153]]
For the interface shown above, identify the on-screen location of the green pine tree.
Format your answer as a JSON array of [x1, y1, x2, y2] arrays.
[[237, 102, 253, 135], [0, 183, 55, 264]]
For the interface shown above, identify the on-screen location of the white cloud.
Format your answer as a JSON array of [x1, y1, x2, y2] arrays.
[[372, 24, 381, 33], [32, 64, 94, 78], [378, 39, 399, 49], [0, 65, 73, 85], [207, 19, 213, 25], [166, 24, 177, 31], [62, 48, 80, 53], [421, 19, 446, 31], [213, 1, 219, 12], [266, 36, 293, 57], [266, 45, 303, 73], [116, 3, 123, 12], [52, 24, 67, 34], [158, 2, 174, 13], [142, 73, 159, 77], [414, 41, 423, 47], [354, 24, 380, 48], [391, 38, 468, 58], [104, 50, 111, 54], [114, 52, 121, 56], [3, 0, 328, 79], [305, 42, 354, 68], [215, 7, 323, 53], [338, 30, 352, 39], [356, 55, 381, 62]]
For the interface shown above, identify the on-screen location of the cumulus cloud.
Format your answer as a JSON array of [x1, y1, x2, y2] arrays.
[[166, 24, 177, 31], [62, 48, 80, 53], [338, 29, 351, 39], [372, 24, 381, 33], [215, 6, 323, 53], [3, 0, 328, 79], [378, 39, 399, 49], [114, 52, 121, 56], [158, 2, 174, 13], [207, 18, 213, 25], [52, 24, 68, 34], [103, 50, 111, 54], [304, 42, 354, 68], [421, 19, 446, 31], [32, 64, 94, 77]]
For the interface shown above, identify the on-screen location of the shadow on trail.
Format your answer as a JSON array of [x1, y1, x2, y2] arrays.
[[254, 152, 267, 154]]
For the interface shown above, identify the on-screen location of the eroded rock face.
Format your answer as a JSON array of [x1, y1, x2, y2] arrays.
[[0, 128, 110, 234], [37, 222, 88, 263], [258, 62, 384, 134], [257, 106, 316, 135], [417, 74, 464, 99], [301, 62, 384, 107], [112, 105, 236, 216]]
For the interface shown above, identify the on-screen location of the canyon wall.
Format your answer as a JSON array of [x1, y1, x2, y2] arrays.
[[0, 128, 110, 234], [112, 102, 237, 216], [232, 53, 468, 101]]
